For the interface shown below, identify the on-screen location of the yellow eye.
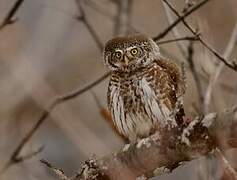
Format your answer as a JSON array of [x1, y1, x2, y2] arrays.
[[114, 51, 122, 59], [130, 48, 138, 55]]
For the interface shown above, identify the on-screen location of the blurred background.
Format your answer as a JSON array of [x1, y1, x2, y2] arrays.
[[0, 0, 237, 179]]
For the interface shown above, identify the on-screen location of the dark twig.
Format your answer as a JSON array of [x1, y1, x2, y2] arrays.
[[153, 0, 210, 41], [0, 0, 24, 30], [162, 1, 188, 58], [162, 0, 237, 72], [157, 34, 199, 45], [40, 159, 71, 180], [0, 146, 44, 174]]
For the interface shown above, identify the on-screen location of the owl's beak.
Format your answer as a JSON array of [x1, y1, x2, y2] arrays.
[[123, 55, 129, 66]]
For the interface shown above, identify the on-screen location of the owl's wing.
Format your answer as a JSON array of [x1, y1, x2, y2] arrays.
[[155, 58, 186, 99], [147, 59, 185, 126]]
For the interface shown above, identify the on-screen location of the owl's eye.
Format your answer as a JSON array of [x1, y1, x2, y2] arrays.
[[114, 51, 122, 60], [130, 48, 138, 56]]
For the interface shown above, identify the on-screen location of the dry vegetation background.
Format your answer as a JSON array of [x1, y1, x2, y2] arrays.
[[0, 0, 237, 179]]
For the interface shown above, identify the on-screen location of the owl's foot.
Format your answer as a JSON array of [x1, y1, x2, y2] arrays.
[[183, 117, 193, 126]]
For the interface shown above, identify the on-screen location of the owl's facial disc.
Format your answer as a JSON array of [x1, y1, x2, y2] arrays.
[[103, 34, 161, 72]]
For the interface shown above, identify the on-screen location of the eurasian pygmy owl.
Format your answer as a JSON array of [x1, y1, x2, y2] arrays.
[[103, 34, 185, 142]]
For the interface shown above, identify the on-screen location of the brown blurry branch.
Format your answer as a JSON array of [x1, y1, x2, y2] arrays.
[[153, 0, 210, 41], [0, 1, 109, 175], [0, 0, 25, 30], [0, 72, 109, 175], [162, 0, 237, 72], [42, 106, 237, 180]]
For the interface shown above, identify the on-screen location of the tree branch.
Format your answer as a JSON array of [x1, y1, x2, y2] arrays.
[[153, 0, 210, 41], [0, 0, 25, 30], [1, 1, 109, 173], [42, 106, 237, 180], [162, 0, 237, 72], [156, 35, 199, 45]]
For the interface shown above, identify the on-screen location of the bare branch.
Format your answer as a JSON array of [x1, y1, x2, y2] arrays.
[[162, 0, 237, 72], [0, 146, 44, 174], [153, 0, 210, 41], [41, 159, 72, 180], [162, 1, 188, 58], [0, 0, 24, 30]]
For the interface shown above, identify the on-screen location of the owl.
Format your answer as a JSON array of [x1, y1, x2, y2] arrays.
[[103, 34, 185, 142]]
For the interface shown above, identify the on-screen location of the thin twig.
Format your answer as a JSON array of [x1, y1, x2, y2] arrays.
[[162, 0, 237, 72], [40, 159, 71, 180], [162, 1, 188, 58], [153, 0, 210, 41], [156, 35, 199, 45], [204, 23, 237, 113], [76, 0, 103, 50], [0, 0, 24, 30], [0, 146, 44, 174]]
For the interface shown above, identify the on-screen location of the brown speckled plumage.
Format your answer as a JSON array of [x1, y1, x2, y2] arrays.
[[103, 34, 185, 142]]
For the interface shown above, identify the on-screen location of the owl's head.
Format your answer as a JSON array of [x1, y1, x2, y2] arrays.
[[103, 34, 160, 72]]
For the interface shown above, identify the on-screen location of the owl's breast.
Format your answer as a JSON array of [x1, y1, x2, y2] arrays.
[[108, 75, 157, 141]]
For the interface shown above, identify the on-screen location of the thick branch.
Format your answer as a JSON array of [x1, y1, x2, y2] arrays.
[[43, 106, 237, 180]]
